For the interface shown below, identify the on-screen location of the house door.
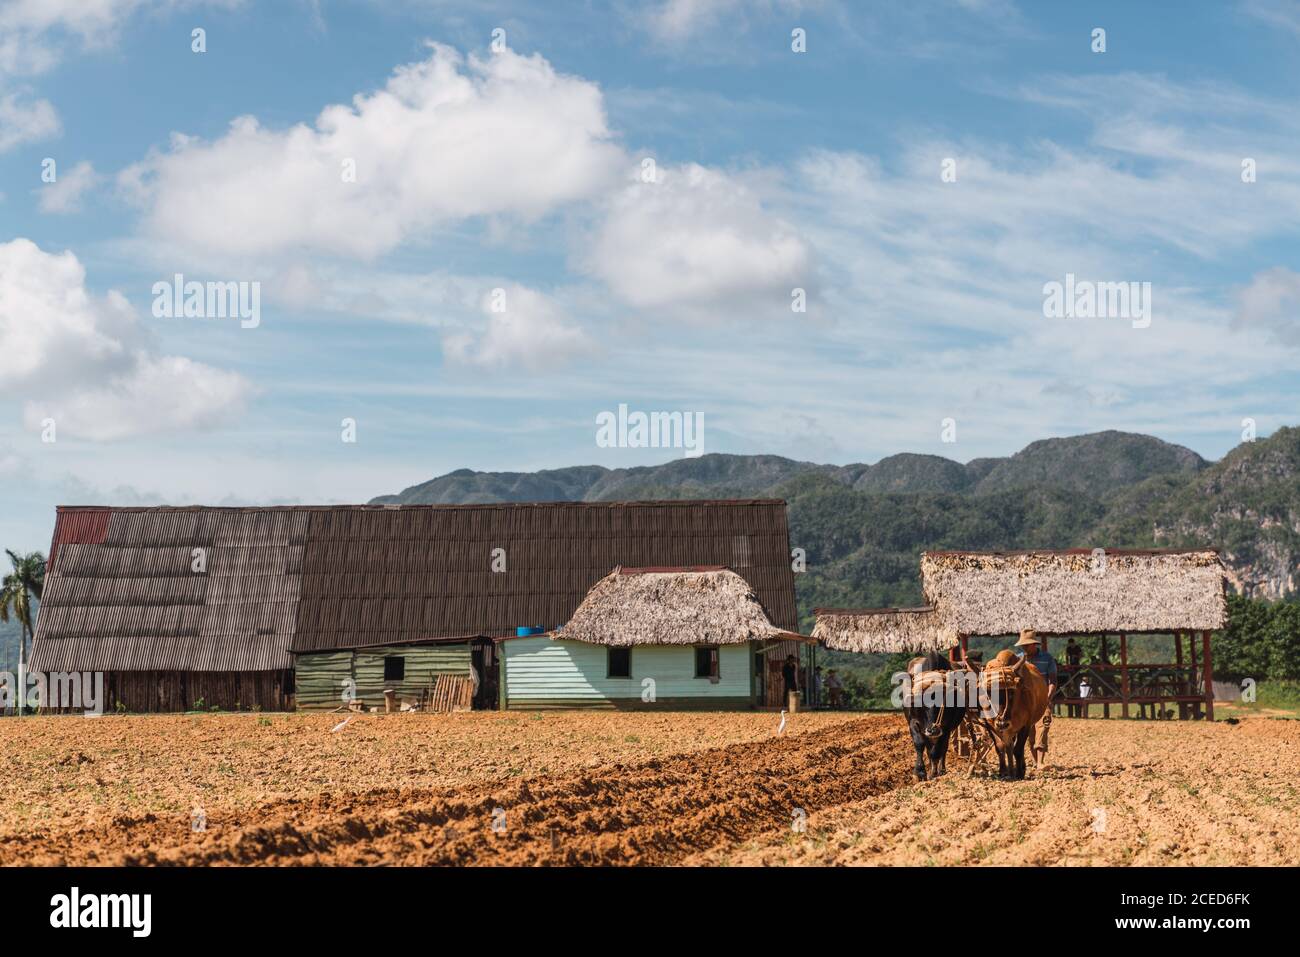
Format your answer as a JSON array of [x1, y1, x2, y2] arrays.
[[471, 641, 499, 710], [767, 658, 786, 707]]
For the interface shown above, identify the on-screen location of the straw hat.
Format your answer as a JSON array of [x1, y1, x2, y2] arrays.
[[1015, 629, 1039, 648]]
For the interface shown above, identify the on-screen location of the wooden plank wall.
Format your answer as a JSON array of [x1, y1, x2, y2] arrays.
[[502, 637, 754, 709], [294, 644, 473, 711], [292, 651, 352, 710], [102, 670, 293, 712], [353, 644, 472, 707]]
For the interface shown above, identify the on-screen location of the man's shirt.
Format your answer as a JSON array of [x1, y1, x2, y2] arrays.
[[1016, 648, 1058, 685]]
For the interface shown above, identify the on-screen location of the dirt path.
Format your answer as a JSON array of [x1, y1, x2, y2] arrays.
[[14, 716, 910, 865]]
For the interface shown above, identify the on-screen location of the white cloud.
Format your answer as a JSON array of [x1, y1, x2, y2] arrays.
[[36, 159, 96, 212], [644, 0, 745, 42], [581, 163, 813, 316], [443, 284, 595, 369], [640, 0, 812, 44], [1232, 267, 1300, 347], [121, 44, 625, 261], [0, 89, 58, 151], [1240, 0, 1300, 38], [0, 238, 250, 440], [0, 0, 241, 75], [23, 354, 248, 441]]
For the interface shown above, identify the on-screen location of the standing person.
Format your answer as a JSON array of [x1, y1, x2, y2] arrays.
[[812, 666, 824, 708], [825, 669, 844, 709], [1014, 629, 1057, 767], [1063, 638, 1083, 717], [1065, 637, 1082, 667], [782, 654, 800, 710], [1078, 676, 1091, 719]]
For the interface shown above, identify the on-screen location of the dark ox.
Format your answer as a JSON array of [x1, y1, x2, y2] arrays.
[[977, 649, 1049, 780], [902, 651, 972, 781]]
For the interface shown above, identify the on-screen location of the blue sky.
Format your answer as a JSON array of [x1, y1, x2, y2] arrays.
[[2, 0, 1299, 553]]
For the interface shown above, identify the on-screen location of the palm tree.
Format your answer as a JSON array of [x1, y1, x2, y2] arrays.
[[1, 550, 45, 716]]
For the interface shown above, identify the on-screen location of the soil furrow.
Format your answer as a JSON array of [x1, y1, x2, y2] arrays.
[[56, 717, 911, 866]]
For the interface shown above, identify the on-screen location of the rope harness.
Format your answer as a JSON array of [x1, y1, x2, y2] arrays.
[[977, 664, 1021, 732], [906, 667, 956, 739]]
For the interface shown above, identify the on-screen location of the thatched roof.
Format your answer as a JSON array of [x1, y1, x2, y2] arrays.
[[812, 606, 957, 654], [920, 548, 1227, 637], [549, 566, 804, 646]]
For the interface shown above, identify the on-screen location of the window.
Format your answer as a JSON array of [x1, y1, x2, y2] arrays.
[[383, 656, 405, 681], [695, 646, 720, 680], [607, 646, 632, 679]]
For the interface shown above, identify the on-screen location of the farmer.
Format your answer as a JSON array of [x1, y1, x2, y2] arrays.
[[782, 654, 800, 708], [1065, 637, 1082, 667], [825, 669, 844, 709], [1014, 629, 1057, 765]]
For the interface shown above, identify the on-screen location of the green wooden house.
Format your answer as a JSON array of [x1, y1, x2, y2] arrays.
[[294, 636, 493, 711], [500, 566, 811, 709]]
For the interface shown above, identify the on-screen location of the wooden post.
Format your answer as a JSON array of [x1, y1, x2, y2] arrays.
[[809, 643, 816, 708], [1120, 632, 1130, 719], [1101, 634, 1110, 719], [1175, 630, 1185, 718], [954, 634, 968, 666], [1189, 633, 1200, 718], [1202, 630, 1214, 721]]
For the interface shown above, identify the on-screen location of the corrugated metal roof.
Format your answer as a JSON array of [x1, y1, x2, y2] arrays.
[[31, 501, 797, 669], [31, 507, 308, 672]]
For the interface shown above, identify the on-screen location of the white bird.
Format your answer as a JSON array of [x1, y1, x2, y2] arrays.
[[331, 716, 353, 733], [777, 709, 787, 735]]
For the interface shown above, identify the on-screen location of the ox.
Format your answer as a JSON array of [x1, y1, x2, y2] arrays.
[[902, 651, 972, 781], [977, 649, 1048, 780]]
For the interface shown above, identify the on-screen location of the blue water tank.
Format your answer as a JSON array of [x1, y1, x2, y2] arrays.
[[516, 626, 546, 637]]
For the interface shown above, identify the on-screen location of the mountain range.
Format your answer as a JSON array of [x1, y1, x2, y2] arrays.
[[373, 428, 1300, 627]]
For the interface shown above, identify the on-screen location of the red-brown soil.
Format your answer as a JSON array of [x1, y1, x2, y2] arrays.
[[2, 711, 1295, 865]]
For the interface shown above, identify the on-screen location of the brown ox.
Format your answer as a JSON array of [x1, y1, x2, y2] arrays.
[[977, 649, 1048, 780]]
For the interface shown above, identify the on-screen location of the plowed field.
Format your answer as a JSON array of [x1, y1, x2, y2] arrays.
[[1, 711, 1294, 865]]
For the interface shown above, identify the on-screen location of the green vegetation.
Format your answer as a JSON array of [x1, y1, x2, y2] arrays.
[[0, 550, 45, 685], [1215, 594, 1300, 681], [0, 617, 22, 673]]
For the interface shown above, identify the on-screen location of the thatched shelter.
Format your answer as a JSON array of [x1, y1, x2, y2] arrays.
[[920, 548, 1227, 637], [550, 566, 805, 646], [812, 547, 1229, 721], [812, 606, 957, 654]]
